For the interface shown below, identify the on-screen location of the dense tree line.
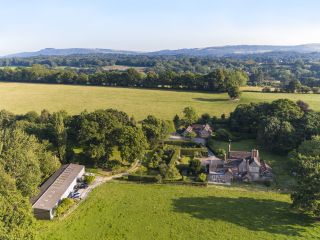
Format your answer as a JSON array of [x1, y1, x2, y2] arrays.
[[1, 52, 320, 87], [0, 65, 248, 92]]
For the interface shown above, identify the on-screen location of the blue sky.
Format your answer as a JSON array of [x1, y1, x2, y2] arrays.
[[0, 0, 320, 55]]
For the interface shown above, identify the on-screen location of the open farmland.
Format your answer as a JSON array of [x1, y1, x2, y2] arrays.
[[39, 182, 320, 240], [0, 82, 320, 120], [102, 65, 146, 72]]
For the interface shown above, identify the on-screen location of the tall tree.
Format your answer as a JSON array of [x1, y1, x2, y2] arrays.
[[141, 115, 162, 147], [291, 136, 320, 217], [0, 129, 42, 197], [183, 107, 198, 126], [51, 111, 67, 163], [118, 126, 148, 163], [0, 168, 37, 240], [227, 85, 241, 100]]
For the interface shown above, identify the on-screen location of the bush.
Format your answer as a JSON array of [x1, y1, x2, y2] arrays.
[[104, 159, 122, 170], [55, 198, 75, 217], [189, 159, 202, 175], [214, 148, 226, 159], [164, 165, 182, 180], [215, 128, 234, 141], [185, 131, 197, 139], [197, 173, 207, 182], [84, 175, 96, 185], [127, 174, 161, 183], [262, 87, 272, 93]]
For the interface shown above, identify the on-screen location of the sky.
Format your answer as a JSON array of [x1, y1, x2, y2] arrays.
[[0, 0, 320, 55]]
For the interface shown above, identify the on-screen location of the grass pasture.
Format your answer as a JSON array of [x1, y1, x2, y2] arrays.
[[0, 82, 320, 120], [102, 65, 146, 72], [39, 182, 320, 240]]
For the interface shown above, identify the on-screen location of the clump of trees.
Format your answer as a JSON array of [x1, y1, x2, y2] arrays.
[[229, 99, 320, 154], [291, 136, 320, 217], [0, 111, 60, 239]]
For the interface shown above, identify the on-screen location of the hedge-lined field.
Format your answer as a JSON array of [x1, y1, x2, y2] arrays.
[[1, 82, 320, 120], [39, 182, 319, 240]]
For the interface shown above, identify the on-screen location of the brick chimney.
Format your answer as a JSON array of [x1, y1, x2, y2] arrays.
[[251, 149, 259, 160]]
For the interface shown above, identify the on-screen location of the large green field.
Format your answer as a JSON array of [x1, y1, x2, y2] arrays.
[[0, 82, 320, 120], [39, 182, 319, 240]]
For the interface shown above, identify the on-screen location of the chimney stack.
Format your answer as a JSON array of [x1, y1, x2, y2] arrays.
[[251, 149, 259, 160]]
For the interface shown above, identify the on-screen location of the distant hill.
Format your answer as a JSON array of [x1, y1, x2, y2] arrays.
[[4, 44, 320, 58], [149, 44, 320, 56], [5, 48, 139, 58]]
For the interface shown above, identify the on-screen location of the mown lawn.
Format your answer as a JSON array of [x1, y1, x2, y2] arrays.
[[0, 82, 320, 120], [39, 182, 319, 240]]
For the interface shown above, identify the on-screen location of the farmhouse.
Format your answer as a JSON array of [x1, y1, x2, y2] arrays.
[[207, 143, 273, 184], [183, 124, 213, 138], [31, 163, 85, 220]]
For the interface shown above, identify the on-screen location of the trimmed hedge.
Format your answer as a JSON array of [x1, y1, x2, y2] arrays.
[[168, 148, 180, 166], [128, 174, 161, 183], [180, 148, 207, 157], [162, 180, 207, 187], [164, 140, 202, 148]]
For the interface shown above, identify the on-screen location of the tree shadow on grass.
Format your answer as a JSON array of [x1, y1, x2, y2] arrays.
[[172, 196, 315, 237], [193, 98, 229, 102]]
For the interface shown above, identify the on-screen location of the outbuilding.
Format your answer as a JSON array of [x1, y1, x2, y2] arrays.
[[31, 163, 85, 220]]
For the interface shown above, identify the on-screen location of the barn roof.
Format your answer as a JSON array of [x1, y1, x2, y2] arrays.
[[32, 163, 84, 211]]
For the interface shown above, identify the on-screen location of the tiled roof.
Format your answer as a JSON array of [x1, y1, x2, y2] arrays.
[[229, 151, 252, 160]]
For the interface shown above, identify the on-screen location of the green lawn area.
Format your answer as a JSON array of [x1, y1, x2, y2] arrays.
[[208, 139, 295, 189], [39, 182, 320, 240], [0, 82, 320, 120]]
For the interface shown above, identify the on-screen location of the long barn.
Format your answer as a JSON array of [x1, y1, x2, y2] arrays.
[[31, 163, 85, 220]]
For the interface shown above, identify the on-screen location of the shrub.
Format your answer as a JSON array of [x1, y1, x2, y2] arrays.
[[185, 131, 197, 139], [55, 198, 75, 217], [84, 175, 96, 185], [214, 148, 226, 160], [262, 86, 272, 93], [127, 174, 161, 183], [197, 173, 207, 182], [189, 159, 202, 175], [215, 128, 234, 141], [164, 165, 182, 180], [135, 165, 148, 174], [104, 159, 122, 170]]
